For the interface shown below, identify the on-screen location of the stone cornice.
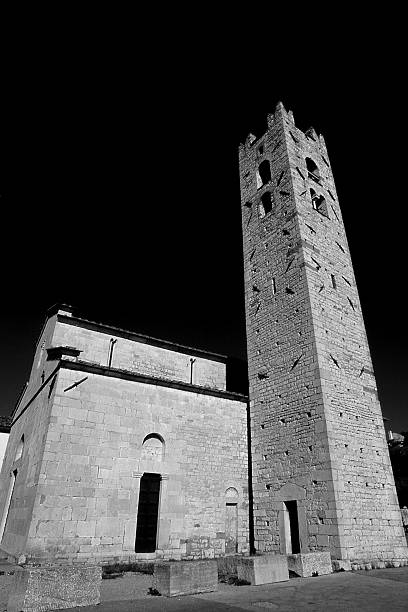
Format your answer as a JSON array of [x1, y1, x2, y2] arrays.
[[60, 359, 248, 403]]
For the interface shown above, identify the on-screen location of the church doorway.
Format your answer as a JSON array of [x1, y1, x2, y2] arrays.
[[283, 500, 300, 554], [135, 473, 161, 553], [0, 469, 17, 543], [225, 502, 238, 553]]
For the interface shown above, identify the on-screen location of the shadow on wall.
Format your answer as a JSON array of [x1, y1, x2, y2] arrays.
[[226, 358, 248, 395]]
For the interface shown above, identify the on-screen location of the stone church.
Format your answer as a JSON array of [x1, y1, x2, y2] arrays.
[[1, 102, 407, 567]]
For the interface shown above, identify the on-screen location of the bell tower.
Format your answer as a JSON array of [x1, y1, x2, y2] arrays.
[[239, 102, 407, 564]]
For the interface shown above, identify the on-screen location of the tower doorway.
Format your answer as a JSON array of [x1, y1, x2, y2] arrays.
[[283, 500, 300, 554], [135, 473, 161, 553]]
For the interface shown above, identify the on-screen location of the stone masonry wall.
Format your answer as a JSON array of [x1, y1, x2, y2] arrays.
[[239, 102, 407, 563], [53, 318, 226, 390], [23, 367, 249, 563], [0, 315, 60, 558]]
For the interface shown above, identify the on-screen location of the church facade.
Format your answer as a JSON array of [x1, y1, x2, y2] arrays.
[[0, 102, 407, 567], [0, 306, 250, 563]]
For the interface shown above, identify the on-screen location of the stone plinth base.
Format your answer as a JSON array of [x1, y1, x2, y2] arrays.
[[237, 554, 289, 585], [7, 564, 101, 612], [153, 559, 218, 597], [287, 552, 332, 577], [217, 555, 242, 579], [332, 559, 351, 572]]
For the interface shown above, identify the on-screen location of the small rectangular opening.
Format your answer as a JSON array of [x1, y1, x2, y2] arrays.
[[331, 274, 337, 289], [272, 278, 276, 294]]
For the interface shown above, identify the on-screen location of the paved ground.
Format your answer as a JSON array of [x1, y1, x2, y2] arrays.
[[1, 565, 408, 611]]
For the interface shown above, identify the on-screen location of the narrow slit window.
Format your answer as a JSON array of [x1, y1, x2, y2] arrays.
[[272, 278, 276, 295], [331, 274, 337, 289]]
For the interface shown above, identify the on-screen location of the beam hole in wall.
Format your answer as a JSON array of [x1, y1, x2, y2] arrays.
[[272, 278, 276, 295], [312, 480, 318, 486], [296, 166, 305, 180], [290, 131, 299, 144], [277, 170, 285, 186], [308, 445, 313, 451], [279, 419, 286, 424], [306, 412, 312, 418]]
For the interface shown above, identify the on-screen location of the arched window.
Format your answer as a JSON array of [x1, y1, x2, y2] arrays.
[[141, 434, 164, 462], [305, 158, 321, 184], [15, 435, 24, 462], [310, 189, 328, 217], [225, 487, 239, 499], [259, 191, 273, 218], [256, 160, 272, 189]]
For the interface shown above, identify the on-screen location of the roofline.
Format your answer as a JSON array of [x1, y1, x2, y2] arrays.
[[57, 314, 229, 363], [61, 360, 248, 402]]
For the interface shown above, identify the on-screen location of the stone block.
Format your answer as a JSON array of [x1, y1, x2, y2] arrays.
[[237, 554, 289, 585], [217, 554, 242, 578], [287, 552, 332, 577], [7, 564, 101, 611], [332, 559, 351, 572], [153, 559, 218, 597]]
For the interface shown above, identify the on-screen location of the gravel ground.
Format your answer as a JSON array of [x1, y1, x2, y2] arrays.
[[0, 570, 15, 612], [100, 572, 153, 601], [0, 569, 156, 608]]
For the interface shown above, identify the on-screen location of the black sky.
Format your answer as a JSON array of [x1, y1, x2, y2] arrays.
[[1, 17, 407, 432]]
